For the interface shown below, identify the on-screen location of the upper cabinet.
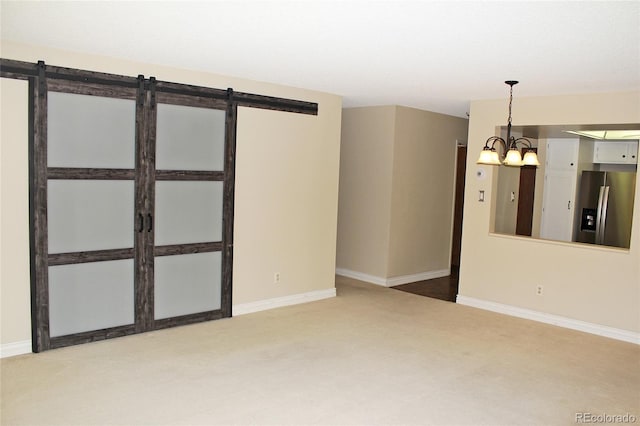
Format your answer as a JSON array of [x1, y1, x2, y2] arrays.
[[593, 140, 638, 164], [546, 137, 579, 171]]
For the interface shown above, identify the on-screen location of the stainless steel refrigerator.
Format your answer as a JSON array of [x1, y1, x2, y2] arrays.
[[575, 171, 636, 248]]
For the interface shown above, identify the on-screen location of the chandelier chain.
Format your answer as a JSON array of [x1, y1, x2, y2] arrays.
[[508, 84, 513, 127]]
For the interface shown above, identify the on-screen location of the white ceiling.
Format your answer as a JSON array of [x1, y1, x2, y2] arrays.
[[1, 1, 639, 118]]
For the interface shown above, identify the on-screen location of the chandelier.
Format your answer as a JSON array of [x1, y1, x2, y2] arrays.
[[476, 81, 540, 167]]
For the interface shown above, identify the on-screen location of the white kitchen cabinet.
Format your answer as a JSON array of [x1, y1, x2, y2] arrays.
[[546, 138, 579, 171], [540, 138, 579, 242], [593, 140, 638, 164], [540, 170, 577, 242]]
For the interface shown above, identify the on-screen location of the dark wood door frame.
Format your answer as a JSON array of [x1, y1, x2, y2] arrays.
[[1, 58, 318, 352], [450, 145, 467, 273]]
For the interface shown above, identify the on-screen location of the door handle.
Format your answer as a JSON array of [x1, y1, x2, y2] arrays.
[[138, 213, 144, 233], [147, 214, 153, 232]]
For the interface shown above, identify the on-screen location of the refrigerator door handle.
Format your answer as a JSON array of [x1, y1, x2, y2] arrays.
[[599, 186, 610, 245], [595, 186, 606, 244]]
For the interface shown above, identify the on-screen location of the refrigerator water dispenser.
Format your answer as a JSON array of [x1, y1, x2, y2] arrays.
[[580, 208, 597, 232]]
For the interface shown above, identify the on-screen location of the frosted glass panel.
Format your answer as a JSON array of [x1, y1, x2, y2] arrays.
[[155, 181, 223, 245], [156, 103, 225, 171], [48, 92, 135, 168], [48, 180, 134, 253], [49, 259, 134, 337], [154, 252, 222, 319]]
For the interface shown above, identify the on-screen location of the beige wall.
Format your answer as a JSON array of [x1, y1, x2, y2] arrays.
[[0, 78, 31, 345], [0, 41, 342, 347], [335, 106, 396, 278], [459, 91, 640, 333], [336, 105, 468, 281], [233, 107, 341, 302], [388, 106, 468, 277]]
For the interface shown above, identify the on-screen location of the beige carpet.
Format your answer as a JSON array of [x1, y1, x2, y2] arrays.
[[2, 276, 639, 425]]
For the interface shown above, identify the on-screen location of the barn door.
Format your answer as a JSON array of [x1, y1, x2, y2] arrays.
[[0, 58, 315, 352], [31, 71, 235, 351], [149, 82, 233, 329]]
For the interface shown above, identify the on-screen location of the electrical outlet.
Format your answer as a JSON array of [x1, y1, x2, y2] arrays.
[[536, 285, 543, 296], [274, 272, 280, 284]]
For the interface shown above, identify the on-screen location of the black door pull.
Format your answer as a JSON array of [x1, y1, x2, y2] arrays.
[[147, 214, 153, 232], [138, 213, 144, 233]]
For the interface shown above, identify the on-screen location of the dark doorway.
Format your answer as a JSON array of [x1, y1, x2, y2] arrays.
[[516, 148, 537, 236], [450, 145, 467, 272]]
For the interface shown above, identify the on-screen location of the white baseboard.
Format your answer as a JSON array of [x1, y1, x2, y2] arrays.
[[336, 268, 450, 287], [386, 269, 450, 286], [233, 288, 337, 316], [335, 268, 388, 286], [456, 295, 640, 345], [1, 339, 32, 358]]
